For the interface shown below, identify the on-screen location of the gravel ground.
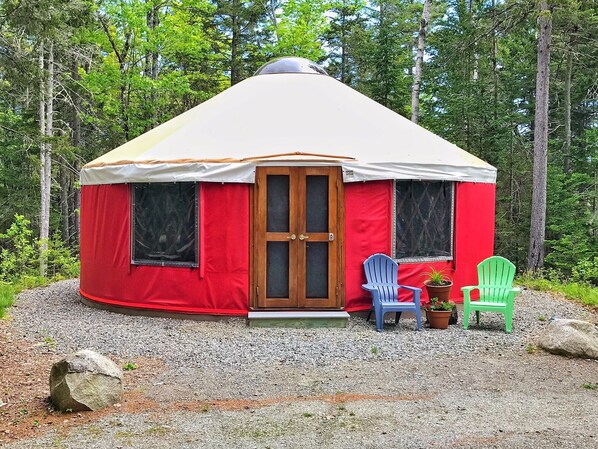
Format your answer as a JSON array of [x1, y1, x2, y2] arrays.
[[5, 279, 598, 448]]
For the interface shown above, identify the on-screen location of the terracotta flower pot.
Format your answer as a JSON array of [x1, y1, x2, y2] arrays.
[[427, 310, 452, 329], [424, 281, 453, 302]]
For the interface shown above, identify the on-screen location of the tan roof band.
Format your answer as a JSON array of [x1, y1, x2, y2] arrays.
[[83, 152, 356, 169]]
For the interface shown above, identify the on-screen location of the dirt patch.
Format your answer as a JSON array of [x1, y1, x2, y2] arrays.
[[1, 320, 434, 445], [0, 319, 164, 444], [176, 393, 433, 412], [3, 285, 598, 448]]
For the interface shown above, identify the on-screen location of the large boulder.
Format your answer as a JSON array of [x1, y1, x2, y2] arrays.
[[538, 319, 598, 359], [50, 349, 123, 412]]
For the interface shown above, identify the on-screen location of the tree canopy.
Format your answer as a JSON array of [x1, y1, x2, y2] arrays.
[[0, 0, 596, 281]]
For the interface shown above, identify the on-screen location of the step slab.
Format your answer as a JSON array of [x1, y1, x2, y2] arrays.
[[247, 311, 349, 328]]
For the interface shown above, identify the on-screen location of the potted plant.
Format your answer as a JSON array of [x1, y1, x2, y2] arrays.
[[423, 266, 457, 324], [423, 297, 455, 329], [422, 266, 453, 301]]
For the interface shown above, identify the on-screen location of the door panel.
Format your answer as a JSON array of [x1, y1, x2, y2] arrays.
[[254, 166, 342, 309], [266, 241, 290, 298], [305, 242, 328, 298], [266, 175, 290, 232], [305, 175, 329, 232]]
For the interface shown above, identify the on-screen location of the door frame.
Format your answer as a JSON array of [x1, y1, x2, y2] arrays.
[[250, 166, 345, 310]]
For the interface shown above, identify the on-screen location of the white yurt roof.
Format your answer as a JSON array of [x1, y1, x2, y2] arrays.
[[81, 58, 496, 185]]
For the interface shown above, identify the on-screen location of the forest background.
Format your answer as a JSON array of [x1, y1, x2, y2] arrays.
[[0, 0, 596, 292]]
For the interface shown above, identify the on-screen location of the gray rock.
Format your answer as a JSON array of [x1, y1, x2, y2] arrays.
[[50, 349, 123, 412], [538, 319, 598, 359]]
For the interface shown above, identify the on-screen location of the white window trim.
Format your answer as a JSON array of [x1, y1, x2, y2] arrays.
[[392, 180, 455, 263], [130, 182, 200, 268]]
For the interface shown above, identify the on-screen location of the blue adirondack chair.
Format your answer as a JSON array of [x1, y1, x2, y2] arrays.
[[462, 256, 521, 333], [362, 253, 422, 332]]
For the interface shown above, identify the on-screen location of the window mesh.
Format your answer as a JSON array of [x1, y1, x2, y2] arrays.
[[132, 183, 198, 266], [395, 181, 453, 259]]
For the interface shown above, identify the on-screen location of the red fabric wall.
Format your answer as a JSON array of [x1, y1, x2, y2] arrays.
[[344, 181, 495, 311], [80, 183, 250, 315], [344, 181, 393, 311], [81, 180, 495, 315]]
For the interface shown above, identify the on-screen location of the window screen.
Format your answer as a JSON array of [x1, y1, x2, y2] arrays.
[[394, 181, 453, 260], [132, 183, 198, 267]]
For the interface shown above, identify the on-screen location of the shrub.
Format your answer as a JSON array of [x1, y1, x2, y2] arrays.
[[517, 271, 598, 310], [42, 233, 80, 280], [0, 215, 79, 282], [0, 214, 37, 282], [0, 215, 80, 317], [572, 257, 598, 287]]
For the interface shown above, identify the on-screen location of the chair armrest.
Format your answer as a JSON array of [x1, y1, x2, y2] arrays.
[[505, 287, 521, 307], [398, 285, 422, 293], [461, 285, 479, 305], [362, 284, 378, 292]]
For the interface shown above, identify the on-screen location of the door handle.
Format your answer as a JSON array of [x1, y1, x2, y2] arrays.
[[299, 234, 310, 241], [287, 234, 296, 240]]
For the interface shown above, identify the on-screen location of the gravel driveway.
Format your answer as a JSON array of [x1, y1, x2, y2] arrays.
[[3, 279, 598, 448]]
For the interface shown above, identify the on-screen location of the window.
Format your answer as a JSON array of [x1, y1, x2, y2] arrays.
[[393, 181, 454, 261], [132, 183, 198, 267]]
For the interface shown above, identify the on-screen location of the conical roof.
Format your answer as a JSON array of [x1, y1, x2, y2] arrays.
[[81, 59, 496, 185]]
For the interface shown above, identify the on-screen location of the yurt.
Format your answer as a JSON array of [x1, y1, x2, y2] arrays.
[[80, 57, 496, 318]]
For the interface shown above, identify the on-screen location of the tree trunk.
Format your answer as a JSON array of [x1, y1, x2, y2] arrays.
[[59, 163, 70, 244], [144, 2, 160, 130], [73, 159, 81, 245], [563, 46, 573, 173], [266, 0, 279, 36], [491, 0, 498, 121], [71, 55, 81, 245], [40, 41, 54, 277], [411, 0, 432, 124], [527, 1, 552, 272], [230, 0, 241, 86], [39, 42, 46, 271]]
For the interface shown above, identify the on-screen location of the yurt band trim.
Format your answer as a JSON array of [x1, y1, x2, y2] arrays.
[[80, 162, 497, 186]]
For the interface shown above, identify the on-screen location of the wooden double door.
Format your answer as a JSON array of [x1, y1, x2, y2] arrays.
[[253, 167, 344, 309]]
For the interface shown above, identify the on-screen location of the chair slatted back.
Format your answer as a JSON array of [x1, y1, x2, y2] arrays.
[[363, 253, 399, 301], [477, 256, 516, 303]]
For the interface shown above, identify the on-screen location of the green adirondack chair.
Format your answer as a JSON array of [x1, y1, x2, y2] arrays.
[[462, 256, 521, 333]]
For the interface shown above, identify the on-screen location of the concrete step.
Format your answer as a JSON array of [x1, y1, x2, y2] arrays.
[[247, 311, 350, 328]]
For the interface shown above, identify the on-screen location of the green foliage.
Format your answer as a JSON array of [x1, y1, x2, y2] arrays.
[[0, 215, 37, 282], [0, 215, 79, 317], [0, 215, 79, 283], [268, 0, 330, 61], [0, 0, 596, 291], [42, 233, 80, 280], [545, 171, 597, 275], [0, 214, 79, 317], [0, 282, 15, 318], [572, 257, 598, 287], [517, 272, 598, 310], [422, 267, 452, 286], [123, 362, 138, 371]]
